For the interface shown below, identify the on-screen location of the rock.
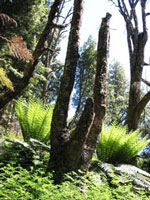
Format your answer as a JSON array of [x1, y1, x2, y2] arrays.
[[90, 160, 150, 193], [29, 138, 50, 152], [0, 138, 50, 168]]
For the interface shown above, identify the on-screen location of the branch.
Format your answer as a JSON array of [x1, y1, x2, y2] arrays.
[[142, 78, 150, 87], [52, 22, 68, 29], [146, 12, 150, 16], [144, 62, 150, 66], [141, 0, 147, 32], [134, 91, 150, 119], [43, 47, 60, 54]]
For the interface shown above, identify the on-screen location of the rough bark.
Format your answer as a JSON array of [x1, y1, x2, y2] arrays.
[[49, 0, 84, 178], [66, 98, 94, 171], [0, 0, 63, 109], [110, 0, 149, 131], [48, 11, 111, 181], [94, 161, 150, 193], [80, 13, 111, 170]]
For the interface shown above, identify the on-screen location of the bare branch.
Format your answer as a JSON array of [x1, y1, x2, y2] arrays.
[[109, 0, 119, 7], [142, 78, 150, 87], [134, 91, 150, 119], [141, 0, 147, 31]]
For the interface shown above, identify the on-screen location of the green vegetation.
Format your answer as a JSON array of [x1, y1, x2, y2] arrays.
[[0, 161, 149, 200], [15, 99, 54, 143], [97, 123, 148, 164], [0, 1, 150, 199]]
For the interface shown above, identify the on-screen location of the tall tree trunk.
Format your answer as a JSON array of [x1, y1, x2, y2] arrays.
[[49, 0, 84, 180], [48, 9, 111, 181], [110, 0, 150, 131], [79, 13, 111, 170], [127, 31, 148, 130]]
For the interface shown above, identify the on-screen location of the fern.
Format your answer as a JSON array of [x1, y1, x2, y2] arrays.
[[15, 99, 54, 143], [0, 13, 33, 91], [0, 67, 14, 91], [0, 13, 17, 27], [97, 123, 148, 164], [8, 37, 33, 62]]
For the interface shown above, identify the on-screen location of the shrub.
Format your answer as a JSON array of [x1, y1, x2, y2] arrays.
[[15, 98, 54, 144], [96, 123, 148, 164]]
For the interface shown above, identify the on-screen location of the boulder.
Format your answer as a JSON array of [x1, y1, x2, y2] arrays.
[[90, 160, 150, 193], [0, 138, 50, 168]]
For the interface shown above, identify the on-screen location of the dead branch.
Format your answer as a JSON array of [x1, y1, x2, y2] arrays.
[[142, 78, 150, 87]]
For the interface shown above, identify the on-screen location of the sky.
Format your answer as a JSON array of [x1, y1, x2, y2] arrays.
[[59, 0, 150, 78], [57, 0, 150, 117]]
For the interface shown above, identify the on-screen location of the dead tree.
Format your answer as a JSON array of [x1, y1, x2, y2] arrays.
[[49, 0, 111, 181], [110, 0, 150, 131]]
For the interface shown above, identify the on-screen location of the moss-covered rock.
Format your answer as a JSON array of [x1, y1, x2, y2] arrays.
[[0, 138, 50, 168]]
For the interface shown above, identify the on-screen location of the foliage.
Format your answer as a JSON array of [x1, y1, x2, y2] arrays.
[[0, 0, 48, 96], [106, 62, 129, 125], [0, 67, 14, 91], [15, 99, 54, 143], [0, 137, 50, 170], [7, 36, 33, 62], [0, 163, 149, 200], [72, 39, 129, 127], [97, 123, 148, 164], [72, 36, 96, 122]]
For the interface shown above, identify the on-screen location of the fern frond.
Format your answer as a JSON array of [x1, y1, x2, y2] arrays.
[[15, 99, 53, 143], [97, 123, 148, 164], [0, 13, 17, 27], [8, 37, 33, 62], [0, 67, 14, 91], [15, 98, 29, 141]]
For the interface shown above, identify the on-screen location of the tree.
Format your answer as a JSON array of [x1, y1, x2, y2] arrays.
[[106, 61, 129, 125], [71, 36, 96, 127], [0, 0, 65, 109], [110, 0, 150, 131], [0, 0, 56, 130], [48, 0, 111, 181], [72, 42, 129, 127]]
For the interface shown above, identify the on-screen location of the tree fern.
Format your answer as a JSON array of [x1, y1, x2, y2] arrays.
[[97, 123, 148, 164], [15, 99, 54, 143]]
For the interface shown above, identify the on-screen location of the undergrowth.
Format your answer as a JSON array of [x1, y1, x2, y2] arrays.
[[0, 163, 149, 200]]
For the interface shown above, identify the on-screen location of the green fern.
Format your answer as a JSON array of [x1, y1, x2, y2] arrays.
[[0, 67, 14, 91], [97, 123, 148, 164], [15, 99, 54, 143]]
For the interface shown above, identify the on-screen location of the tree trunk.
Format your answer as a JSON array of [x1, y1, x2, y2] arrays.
[[110, 0, 150, 131], [127, 30, 148, 131], [48, 8, 111, 182], [79, 13, 111, 170], [49, 0, 84, 180]]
